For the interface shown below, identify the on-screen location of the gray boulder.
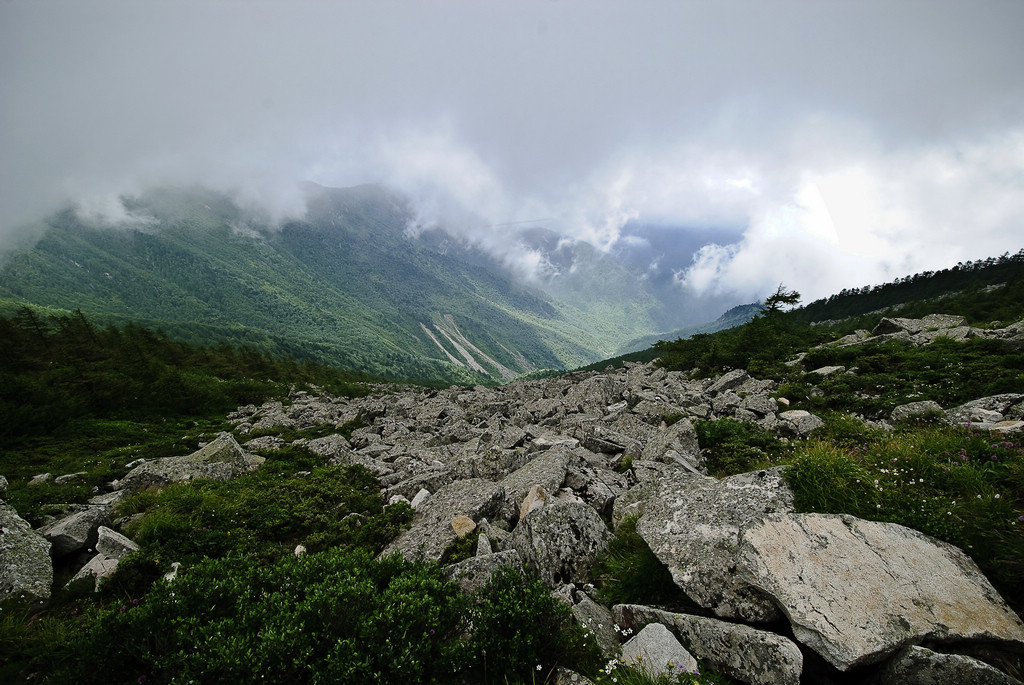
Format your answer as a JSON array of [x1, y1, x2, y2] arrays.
[[37, 506, 110, 557], [891, 400, 944, 423], [620, 622, 697, 678], [512, 501, 612, 588], [381, 478, 505, 562], [944, 394, 1024, 426], [614, 604, 803, 685], [706, 369, 751, 395], [1, 502, 53, 602], [65, 554, 120, 593], [777, 409, 825, 436], [117, 432, 264, 494], [571, 594, 621, 660], [95, 526, 139, 560], [737, 513, 1024, 671], [639, 417, 700, 464], [880, 645, 1023, 685], [631, 467, 794, 622], [499, 446, 571, 512], [444, 549, 523, 595]]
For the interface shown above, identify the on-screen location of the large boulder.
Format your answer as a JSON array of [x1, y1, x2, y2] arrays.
[[1, 502, 53, 603], [614, 603, 803, 685], [512, 501, 612, 588], [381, 478, 505, 562], [499, 446, 571, 513], [737, 513, 1024, 671], [37, 506, 110, 558], [880, 645, 1023, 685], [116, 432, 264, 494], [630, 467, 794, 622]]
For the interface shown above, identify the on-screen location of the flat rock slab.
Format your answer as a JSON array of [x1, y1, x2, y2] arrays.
[[499, 446, 571, 511], [614, 604, 803, 685], [632, 467, 794, 622], [381, 478, 505, 562], [738, 513, 1024, 671]]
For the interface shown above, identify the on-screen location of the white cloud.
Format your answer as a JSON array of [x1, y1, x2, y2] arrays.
[[1, 0, 1022, 306]]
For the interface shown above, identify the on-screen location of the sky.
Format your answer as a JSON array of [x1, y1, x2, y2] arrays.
[[2, 0, 1023, 305]]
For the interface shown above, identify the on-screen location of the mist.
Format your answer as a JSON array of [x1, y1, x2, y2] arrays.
[[2, 0, 1022, 304]]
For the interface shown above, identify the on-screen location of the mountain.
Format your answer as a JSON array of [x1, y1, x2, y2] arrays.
[[0, 184, 740, 383]]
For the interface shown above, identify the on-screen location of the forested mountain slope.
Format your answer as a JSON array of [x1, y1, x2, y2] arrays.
[[0, 184, 684, 383]]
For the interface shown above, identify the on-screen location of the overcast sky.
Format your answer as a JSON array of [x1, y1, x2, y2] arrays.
[[2, 0, 1022, 303]]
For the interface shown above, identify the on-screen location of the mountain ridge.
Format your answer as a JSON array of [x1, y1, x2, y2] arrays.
[[0, 184, 745, 383]]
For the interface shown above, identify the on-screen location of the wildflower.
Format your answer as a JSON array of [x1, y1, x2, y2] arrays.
[[995, 494, 1001, 499], [536, 664, 543, 671]]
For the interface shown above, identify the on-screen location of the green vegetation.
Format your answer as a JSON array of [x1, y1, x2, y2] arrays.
[[592, 516, 694, 610], [0, 184, 674, 383], [783, 422, 1024, 613], [693, 419, 793, 477], [0, 308, 373, 444]]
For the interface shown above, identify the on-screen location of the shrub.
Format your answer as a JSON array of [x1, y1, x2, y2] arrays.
[[51, 549, 472, 684], [592, 516, 694, 610], [467, 565, 603, 680], [694, 419, 791, 477]]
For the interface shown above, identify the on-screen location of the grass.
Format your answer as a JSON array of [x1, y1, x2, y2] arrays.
[[782, 421, 1024, 613]]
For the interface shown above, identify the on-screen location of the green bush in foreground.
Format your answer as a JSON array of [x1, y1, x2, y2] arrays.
[[41, 554, 602, 685]]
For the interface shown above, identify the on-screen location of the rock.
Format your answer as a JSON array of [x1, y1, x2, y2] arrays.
[[476, 532, 492, 556], [532, 436, 580, 450], [554, 668, 595, 684], [117, 432, 264, 494], [0, 502, 53, 603], [571, 594, 621, 659], [639, 417, 700, 463], [512, 501, 612, 588], [519, 485, 551, 521], [891, 400, 944, 423], [777, 409, 825, 436], [737, 513, 1024, 671], [444, 549, 523, 595], [989, 420, 1024, 435], [95, 526, 138, 560], [499, 446, 571, 512], [706, 369, 751, 395], [944, 395, 1024, 426], [614, 604, 803, 685], [631, 467, 794, 622], [410, 488, 431, 509], [880, 645, 1023, 685], [0, 475, 7, 499], [807, 365, 845, 376], [28, 473, 52, 487], [37, 506, 110, 557], [451, 515, 476, 537], [53, 472, 88, 486], [620, 623, 697, 678], [65, 554, 120, 593], [381, 478, 505, 562]]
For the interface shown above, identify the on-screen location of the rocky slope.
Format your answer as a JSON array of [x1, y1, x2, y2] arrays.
[[4, 313, 1024, 683]]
